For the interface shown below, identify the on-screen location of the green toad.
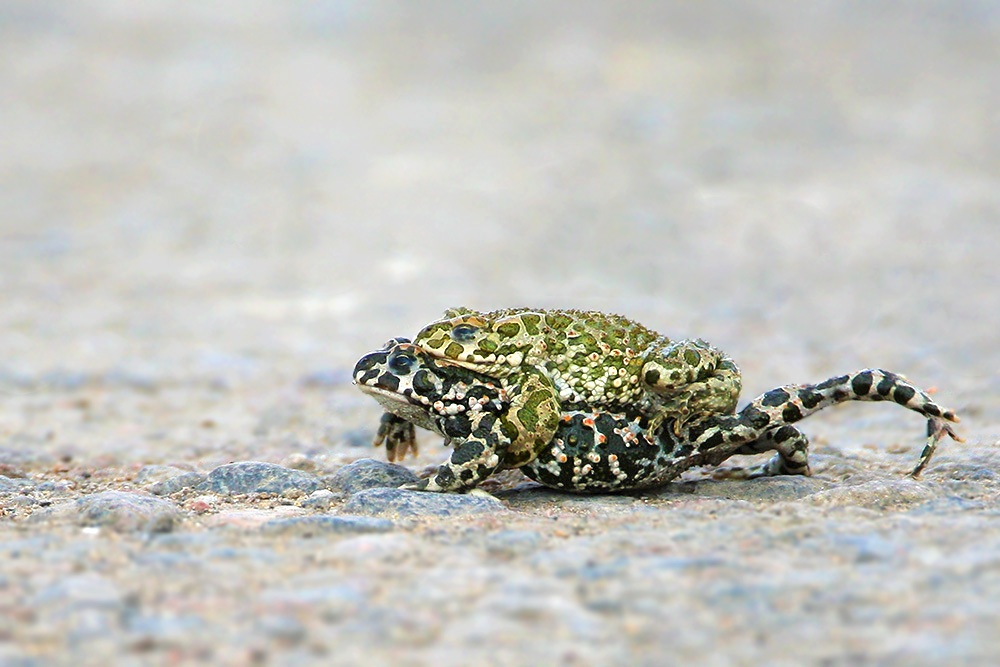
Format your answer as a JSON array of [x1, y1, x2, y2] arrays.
[[413, 307, 741, 438], [353, 339, 962, 492]]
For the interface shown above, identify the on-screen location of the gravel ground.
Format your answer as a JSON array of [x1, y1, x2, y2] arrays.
[[3, 2, 1000, 665]]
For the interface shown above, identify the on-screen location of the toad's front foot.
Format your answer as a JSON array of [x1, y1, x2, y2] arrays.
[[911, 416, 965, 477], [374, 412, 417, 462]]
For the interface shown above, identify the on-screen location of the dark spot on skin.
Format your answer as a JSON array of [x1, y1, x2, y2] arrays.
[[761, 389, 790, 407], [435, 467, 455, 487], [702, 431, 725, 449], [644, 369, 660, 386], [876, 376, 894, 396], [741, 407, 772, 429], [799, 389, 823, 409], [460, 469, 474, 482], [782, 404, 803, 423], [451, 441, 484, 465], [816, 375, 849, 390], [412, 370, 437, 395], [686, 421, 709, 441], [444, 414, 472, 439], [925, 404, 941, 417], [353, 352, 387, 375], [774, 426, 798, 443], [382, 337, 411, 349], [378, 372, 400, 392], [833, 389, 848, 401], [851, 372, 873, 396], [893, 386, 916, 405]]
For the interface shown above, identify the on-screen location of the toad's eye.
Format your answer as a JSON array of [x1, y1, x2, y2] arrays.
[[451, 324, 479, 343], [388, 352, 415, 374]]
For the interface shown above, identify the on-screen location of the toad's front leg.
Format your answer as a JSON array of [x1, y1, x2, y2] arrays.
[[374, 412, 418, 462], [402, 411, 513, 492]]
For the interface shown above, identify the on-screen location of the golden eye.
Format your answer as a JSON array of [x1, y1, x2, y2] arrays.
[[451, 324, 479, 343]]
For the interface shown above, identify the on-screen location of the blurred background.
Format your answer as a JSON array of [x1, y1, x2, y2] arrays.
[[2, 1, 998, 428]]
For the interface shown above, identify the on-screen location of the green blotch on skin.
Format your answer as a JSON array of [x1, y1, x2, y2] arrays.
[[479, 339, 498, 353], [521, 314, 541, 335], [497, 322, 521, 338], [445, 342, 465, 358], [545, 313, 573, 329], [506, 450, 533, 467], [515, 389, 552, 432], [516, 406, 538, 432], [499, 417, 520, 441], [684, 349, 701, 366], [576, 332, 598, 351]]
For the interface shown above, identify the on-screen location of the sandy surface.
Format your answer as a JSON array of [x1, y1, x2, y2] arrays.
[[2, 1, 1000, 665]]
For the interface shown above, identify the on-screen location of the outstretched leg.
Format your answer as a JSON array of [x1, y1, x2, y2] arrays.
[[683, 368, 961, 477]]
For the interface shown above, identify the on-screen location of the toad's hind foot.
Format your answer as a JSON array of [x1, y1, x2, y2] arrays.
[[711, 425, 812, 480], [911, 417, 965, 478]]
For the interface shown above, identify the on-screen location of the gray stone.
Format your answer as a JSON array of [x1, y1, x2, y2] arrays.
[[258, 514, 395, 537], [135, 464, 193, 485], [0, 475, 36, 494], [301, 489, 337, 510], [74, 491, 182, 532], [324, 458, 419, 495], [146, 472, 208, 496], [203, 461, 320, 495], [3, 494, 38, 507], [678, 476, 833, 502], [344, 487, 506, 517], [802, 479, 942, 511]]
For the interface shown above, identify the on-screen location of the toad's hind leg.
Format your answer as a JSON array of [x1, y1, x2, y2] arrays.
[[711, 425, 812, 479], [695, 368, 961, 477]]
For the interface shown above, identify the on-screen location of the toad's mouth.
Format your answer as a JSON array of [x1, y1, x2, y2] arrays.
[[354, 381, 410, 404]]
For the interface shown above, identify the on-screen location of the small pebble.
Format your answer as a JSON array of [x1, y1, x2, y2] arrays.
[[324, 458, 419, 496], [803, 479, 941, 510], [301, 489, 336, 510], [72, 491, 183, 533], [0, 475, 37, 494], [147, 472, 207, 496], [258, 515, 395, 537], [203, 461, 320, 496], [344, 487, 506, 517]]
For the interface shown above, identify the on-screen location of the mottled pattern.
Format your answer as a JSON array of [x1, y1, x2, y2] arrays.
[[413, 307, 742, 431], [354, 341, 962, 493]]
